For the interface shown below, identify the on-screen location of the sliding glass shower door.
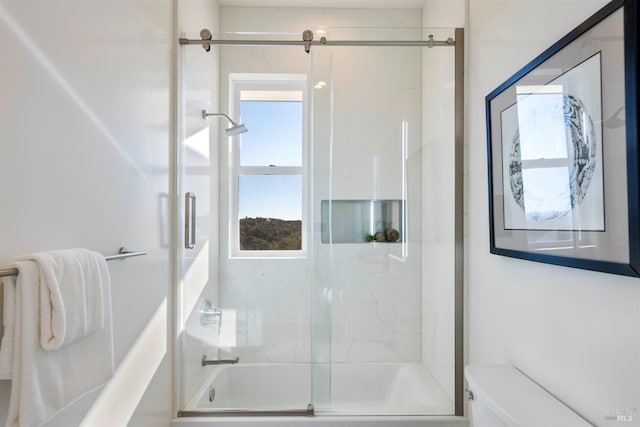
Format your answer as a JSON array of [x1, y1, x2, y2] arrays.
[[178, 39, 317, 415], [176, 22, 461, 417], [309, 26, 458, 416]]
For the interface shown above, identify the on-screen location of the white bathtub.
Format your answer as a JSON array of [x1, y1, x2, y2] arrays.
[[173, 363, 467, 426], [186, 363, 312, 411]]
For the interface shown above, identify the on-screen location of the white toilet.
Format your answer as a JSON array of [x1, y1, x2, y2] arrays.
[[464, 364, 593, 426]]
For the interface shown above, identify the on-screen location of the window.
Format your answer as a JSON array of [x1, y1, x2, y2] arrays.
[[229, 75, 307, 257]]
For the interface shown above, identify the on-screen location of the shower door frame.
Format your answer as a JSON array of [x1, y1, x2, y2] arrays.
[[174, 28, 466, 418], [453, 27, 464, 417]]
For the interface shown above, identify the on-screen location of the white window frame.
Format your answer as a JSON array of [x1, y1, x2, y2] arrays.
[[228, 73, 308, 258]]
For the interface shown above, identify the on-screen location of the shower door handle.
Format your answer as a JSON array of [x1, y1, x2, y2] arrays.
[[185, 192, 196, 249]]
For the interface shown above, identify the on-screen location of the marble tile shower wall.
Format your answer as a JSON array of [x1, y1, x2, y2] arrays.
[[316, 244, 422, 363], [218, 7, 423, 364]]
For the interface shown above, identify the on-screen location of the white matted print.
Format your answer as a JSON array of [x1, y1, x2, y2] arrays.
[[500, 53, 603, 231]]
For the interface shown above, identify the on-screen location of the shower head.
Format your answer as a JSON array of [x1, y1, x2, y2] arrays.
[[225, 123, 248, 136], [201, 110, 248, 136]]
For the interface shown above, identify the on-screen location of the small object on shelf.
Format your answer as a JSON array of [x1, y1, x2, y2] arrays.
[[321, 199, 404, 244], [385, 228, 399, 242], [365, 227, 400, 243]]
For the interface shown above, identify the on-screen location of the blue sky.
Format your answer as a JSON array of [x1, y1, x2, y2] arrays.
[[239, 175, 302, 220], [237, 100, 303, 220], [239, 100, 302, 166]]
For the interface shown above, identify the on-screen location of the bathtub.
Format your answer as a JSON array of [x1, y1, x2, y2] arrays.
[[173, 363, 467, 426]]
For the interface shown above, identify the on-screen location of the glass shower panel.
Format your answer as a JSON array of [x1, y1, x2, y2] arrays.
[[312, 44, 423, 415], [309, 44, 333, 410], [178, 39, 221, 412], [310, 25, 457, 416], [184, 40, 316, 414]]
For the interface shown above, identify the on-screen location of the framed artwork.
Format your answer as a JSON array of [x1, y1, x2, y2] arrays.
[[486, 0, 640, 276]]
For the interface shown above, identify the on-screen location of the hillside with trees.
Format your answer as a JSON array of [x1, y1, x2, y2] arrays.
[[240, 217, 302, 250]]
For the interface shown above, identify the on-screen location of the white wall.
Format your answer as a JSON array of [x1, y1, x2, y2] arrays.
[[0, 0, 173, 426], [467, 0, 640, 425]]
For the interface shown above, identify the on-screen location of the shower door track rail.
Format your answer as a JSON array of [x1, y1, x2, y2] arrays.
[[178, 404, 315, 418], [179, 38, 455, 47], [178, 29, 455, 52]]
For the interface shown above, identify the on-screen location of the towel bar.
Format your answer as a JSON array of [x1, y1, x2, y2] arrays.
[[0, 247, 147, 278]]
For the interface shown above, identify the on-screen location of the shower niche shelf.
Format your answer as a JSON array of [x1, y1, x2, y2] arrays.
[[320, 199, 404, 244]]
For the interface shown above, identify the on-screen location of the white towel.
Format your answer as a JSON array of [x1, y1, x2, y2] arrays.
[[29, 249, 106, 351], [4, 249, 114, 427], [0, 275, 17, 379]]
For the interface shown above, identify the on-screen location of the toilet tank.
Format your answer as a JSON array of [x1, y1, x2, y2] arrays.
[[464, 364, 592, 427]]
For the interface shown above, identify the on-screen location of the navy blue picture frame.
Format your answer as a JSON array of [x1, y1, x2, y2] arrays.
[[486, 0, 640, 277]]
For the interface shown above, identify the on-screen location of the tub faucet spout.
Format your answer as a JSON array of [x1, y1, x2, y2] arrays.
[[201, 355, 240, 366]]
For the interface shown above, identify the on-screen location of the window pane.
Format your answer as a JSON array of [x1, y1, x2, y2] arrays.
[[238, 175, 302, 250], [239, 100, 302, 166]]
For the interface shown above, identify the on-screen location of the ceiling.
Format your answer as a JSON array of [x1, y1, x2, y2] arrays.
[[218, 0, 425, 8]]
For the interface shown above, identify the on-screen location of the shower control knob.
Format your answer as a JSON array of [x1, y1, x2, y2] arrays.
[[200, 299, 222, 328]]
